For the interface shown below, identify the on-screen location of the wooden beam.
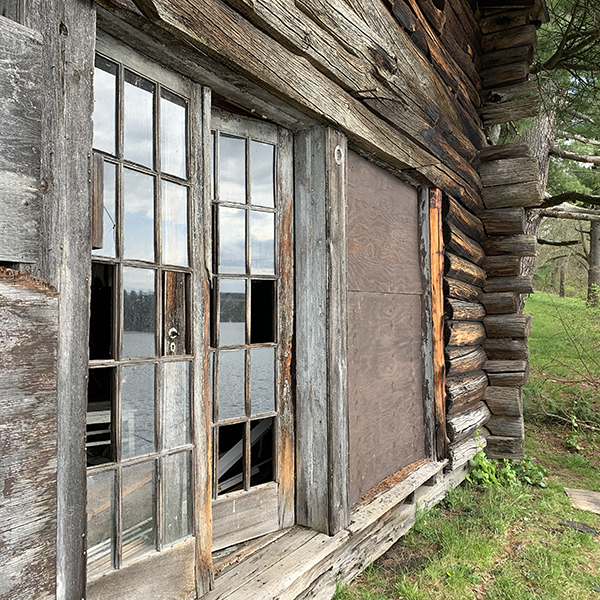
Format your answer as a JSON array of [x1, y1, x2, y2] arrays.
[[479, 207, 526, 236], [445, 252, 486, 287], [484, 275, 535, 294], [479, 157, 539, 188], [481, 181, 542, 209], [481, 291, 519, 314], [482, 234, 537, 256], [483, 313, 531, 337], [482, 255, 521, 277], [430, 189, 447, 460]]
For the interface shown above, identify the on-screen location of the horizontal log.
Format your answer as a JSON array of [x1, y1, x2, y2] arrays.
[[444, 196, 486, 241], [483, 314, 531, 337], [445, 277, 483, 303], [480, 62, 529, 89], [447, 401, 491, 442], [484, 337, 529, 360], [446, 370, 488, 408], [481, 181, 542, 209], [445, 320, 486, 347], [488, 371, 529, 386], [444, 224, 485, 265], [479, 10, 529, 34], [484, 360, 528, 373], [445, 298, 486, 321], [485, 435, 524, 459], [480, 45, 534, 69], [482, 234, 537, 256], [479, 143, 531, 162], [446, 345, 487, 376], [484, 275, 535, 294], [480, 95, 540, 127], [484, 386, 522, 416], [391, 0, 417, 32], [447, 435, 486, 471], [479, 207, 526, 235], [481, 291, 518, 314], [482, 255, 520, 277], [481, 25, 537, 53], [487, 415, 524, 438], [479, 157, 539, 188], [445, 253, 486, 287], [480, 78, 537, 105]]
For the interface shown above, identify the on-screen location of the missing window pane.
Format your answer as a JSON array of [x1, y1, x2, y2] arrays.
[[250, 280, 275, 343], [90, 262, 114, 360], [250, 418, 273, 487], [217, 423, 244, 495], [87, 368, 114, 466]]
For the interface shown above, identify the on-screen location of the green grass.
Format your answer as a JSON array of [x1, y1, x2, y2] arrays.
[[523, 293, 600, 432], [334, 479, 600, 600]]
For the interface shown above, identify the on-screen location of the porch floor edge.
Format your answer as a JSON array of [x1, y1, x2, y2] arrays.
[[204, 458, 471, 600]]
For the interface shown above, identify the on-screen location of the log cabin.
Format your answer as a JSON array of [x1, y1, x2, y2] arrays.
[[0, 0, 548, 598]]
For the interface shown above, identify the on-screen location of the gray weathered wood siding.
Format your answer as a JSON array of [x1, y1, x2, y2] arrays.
[[0, 18, 42, 264], [0, 269, 58, 600]]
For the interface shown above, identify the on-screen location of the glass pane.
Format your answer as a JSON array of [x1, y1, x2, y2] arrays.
[[93, 162, 117, 258], [89, 262, 114, 360], [160, 90, 187, 179], [209, 351, 215, 423], [250, 418, 274, 487], [122, 461, 156, 563], [123, 168, 155, 262], [123, 267, 155, 358], [217, 350, 245, 420], [250, 279, 275, 344], [219, 135, 246, 204], [250, 211, 274, 274], [218, 206, 246, 274], [93, 57, 117, 155], [87, 367, 113, 467], [250, 141, 274, 207], [124, 70, 154, 168], [250, 347, 275, 415], [219, 279, 245, 346], [121, 364, 155, 459], [218, 423, 244, 495], [163, 361, 190, 450], [163, 452, 192, 546], [87, 470, 114, 577], [162, 181, 188, 266]]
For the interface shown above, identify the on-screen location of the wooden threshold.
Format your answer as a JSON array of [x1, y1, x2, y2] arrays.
[[203, 458, 464, 600]]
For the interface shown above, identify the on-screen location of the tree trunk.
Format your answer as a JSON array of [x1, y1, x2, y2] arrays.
[[588, 220, 600, 307], [560, 264, 565, 297]]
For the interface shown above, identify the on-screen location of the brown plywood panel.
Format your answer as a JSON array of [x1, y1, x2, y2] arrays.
[[347, 151, 421, 295], [348, 291, 426, 505]]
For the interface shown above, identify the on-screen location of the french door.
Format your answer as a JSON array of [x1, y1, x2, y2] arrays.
[[209, 109, 294, 550]]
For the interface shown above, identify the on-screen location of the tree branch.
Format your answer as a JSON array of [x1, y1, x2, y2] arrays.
[[541, 210, 600, 222], [550, 145, 600, 163], [538, 238, 581, 246], [542, 192, 600, 208], [557, 130, 600, 146]]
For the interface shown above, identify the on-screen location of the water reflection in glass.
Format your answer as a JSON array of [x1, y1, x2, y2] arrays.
[[250, 141, 274, 207], [219, 135, 246, 204], [87, 469, 114, 577], [93, 57, 117, 155], [123, 267, 155, 358], [219, 279, 245, 346], [219, 206, 245, 274], [250, 347, 275, 415], [124, 71, 154, 168], [163, 451, 192, 545], [162, 361, 190, 450], [122, 461, 156, 563], [123, 169, 154, 262], [162, 181, 188, 266], [160, 90, 187, 179], [250, 211, 274, 274], [121, 364, 155, 459], [218, 350, 245, 420]]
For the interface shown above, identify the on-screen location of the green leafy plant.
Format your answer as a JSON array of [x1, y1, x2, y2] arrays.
[[466, 452, 548, 488]]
